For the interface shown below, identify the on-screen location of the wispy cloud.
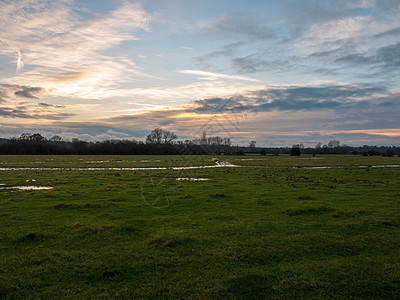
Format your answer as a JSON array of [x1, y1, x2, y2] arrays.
[[0, 0, 150, 100], [200, 12, 276, 40], [178, 70, 260, 82], [179, 46, 193, 50], [296, 14, 400, 53]]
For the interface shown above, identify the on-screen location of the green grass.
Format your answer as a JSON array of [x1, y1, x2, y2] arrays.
[[1, 154, 400, 298]]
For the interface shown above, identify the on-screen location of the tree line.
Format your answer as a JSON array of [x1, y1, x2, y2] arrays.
[[0, 129, 398, 156], [0, 129, 237, 155]]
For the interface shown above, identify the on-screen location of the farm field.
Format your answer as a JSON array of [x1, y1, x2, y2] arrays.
[[1, 154, 400, 299]]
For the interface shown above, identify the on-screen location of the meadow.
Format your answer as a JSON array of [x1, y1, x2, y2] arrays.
[[1, 154, 400, 299]]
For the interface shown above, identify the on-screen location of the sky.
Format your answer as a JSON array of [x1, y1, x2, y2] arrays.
[[0, 0, 399, 146]]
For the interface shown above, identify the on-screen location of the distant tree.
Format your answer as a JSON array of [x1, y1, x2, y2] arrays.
[[162, 130, 177, 144], [236, 150, 245, 156], [260, 149, 267, 155], [50, 135, 63, 142], [19, 133, 46, 142], [200, 131, 207, 145], [368, 149, 380, 156], [249, 140, 256, 148], [328, 140, 341, 148], [382, 148, 394, 157], [315, 142, 322, 149], [146, 128, 177, 144], [290, 145, 301, 156], [19, 133, 32, 140], [146, 128, 163, 144]]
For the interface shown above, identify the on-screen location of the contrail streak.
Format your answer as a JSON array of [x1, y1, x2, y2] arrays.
[[16, 48, 24, 73]]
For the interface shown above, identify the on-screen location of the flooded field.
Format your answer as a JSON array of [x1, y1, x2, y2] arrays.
[[1, 154, 400, 298]]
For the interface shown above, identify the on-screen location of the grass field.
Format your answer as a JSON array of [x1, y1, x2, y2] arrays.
[[1, 154, 400, 299]]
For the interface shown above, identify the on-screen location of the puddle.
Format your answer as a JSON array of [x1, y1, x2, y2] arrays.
[[0, 159, 239, 171], [297, 165, 400, 170], [0, 186, 54, 190], [85, 161, 110, 163], [238, 159, 266, 161], [299, 166, 341, 169], [359, 165, 400, 168], [176, 178, 209, 181], [213, 159, 238, 167]]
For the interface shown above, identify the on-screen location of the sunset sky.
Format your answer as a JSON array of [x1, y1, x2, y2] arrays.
[[0, 0, 399, 146]]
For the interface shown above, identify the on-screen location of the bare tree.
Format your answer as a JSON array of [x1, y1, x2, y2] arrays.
[[19, 133, 46, 142], [146, 128, 163, 144], [328, 140, 340, 148], [146, 128, 177, 144], [162, 130, 177, 144]]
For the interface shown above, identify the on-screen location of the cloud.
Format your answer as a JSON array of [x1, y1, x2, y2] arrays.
[[195, 49, 234, 64], [1, 84, 44, 100], [332, 41, 400, 70], [193, 42, 246, 70], [0, 83, 75, 120], [119, 80, 265, 105], [0, 0, 150, 100], [0, 105, 74, 120], [280, 0, 399, 39], [374, 26, 400, 38], [376, 41, 400, 67], [296, 13, 400, 53], [200, 13, 276, 40], [178, 70, 260, 82], [375, 0, 400, 11], [232, 54, 290, 74], [190, 83, 389, 114], [96, 82, 399, 145], [14, 86, 45, 98], [279, 0, 358, 38], [180, 46, 193, 50], [0, 82, 397, 146]]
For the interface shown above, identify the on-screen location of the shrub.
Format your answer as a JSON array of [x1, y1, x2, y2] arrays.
[[290, 146, 301, 156]]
